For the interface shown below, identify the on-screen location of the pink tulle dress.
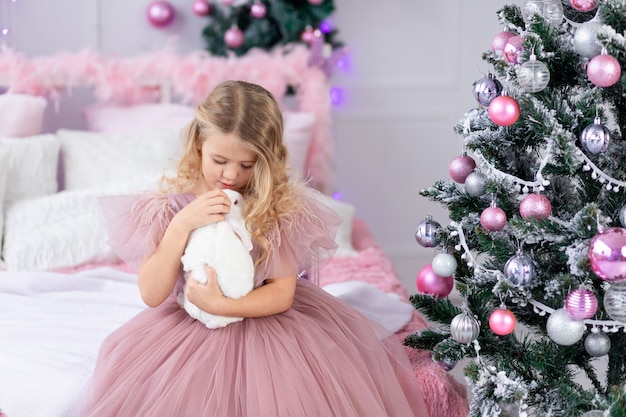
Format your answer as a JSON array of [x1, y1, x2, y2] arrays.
[[73, 189, 429, 417]]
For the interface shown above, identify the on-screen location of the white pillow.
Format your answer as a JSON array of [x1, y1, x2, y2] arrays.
[[83, 103, 195, 134], [314, 192, 358, 258], [2, 177, 159, 271], [284, 111, 315, 180], [82, 104, 315, 182], [0, 134, 60, 204], [0, 94, 47, 137], [0, 148, 10, 261], [58, 129, 182, 190]]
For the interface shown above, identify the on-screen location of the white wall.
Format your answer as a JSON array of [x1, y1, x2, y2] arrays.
[[1, 0, 514, 293]]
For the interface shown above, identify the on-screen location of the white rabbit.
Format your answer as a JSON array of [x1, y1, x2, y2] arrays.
[[178, 189, 255, 329]]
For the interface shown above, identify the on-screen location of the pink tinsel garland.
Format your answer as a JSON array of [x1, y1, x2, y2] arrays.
[[0, 45, 333, 193]]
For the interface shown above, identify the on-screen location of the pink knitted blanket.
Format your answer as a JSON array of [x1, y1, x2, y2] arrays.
[[320, 220, 469, 417]]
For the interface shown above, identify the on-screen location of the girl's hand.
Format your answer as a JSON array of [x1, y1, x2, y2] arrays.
[[186, 265, 226, 314], [174, 189, 231, 233]]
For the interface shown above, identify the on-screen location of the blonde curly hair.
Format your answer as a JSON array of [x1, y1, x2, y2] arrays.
[[161, 80, 304, 265]]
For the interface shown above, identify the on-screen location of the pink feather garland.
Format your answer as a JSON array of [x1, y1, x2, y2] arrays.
[[0, 45, 334, 192]]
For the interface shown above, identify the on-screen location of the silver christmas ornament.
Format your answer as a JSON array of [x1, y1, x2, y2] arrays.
[[415, 215, 441, 248], [573, 21, 603, 59], [580, 116, 610, 154], [517, 55, 551, 92], [450, 312, 480, 345], [464, 171, 488, 197], [503, 252, 536, 286], [472, 74, 502, 107], [521, 0, 564, 26], [603, 281, 626, 323], [432, 252, 457, 277], [584, 331, 611, 357], [546, 308, 586, 346]]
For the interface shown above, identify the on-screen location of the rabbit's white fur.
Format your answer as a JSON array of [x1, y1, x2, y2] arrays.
[[177, 189, 254, 329]]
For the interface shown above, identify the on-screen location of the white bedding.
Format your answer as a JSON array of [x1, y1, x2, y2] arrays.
[[0, 265, 415, 417], [0, 267, 143, 417]]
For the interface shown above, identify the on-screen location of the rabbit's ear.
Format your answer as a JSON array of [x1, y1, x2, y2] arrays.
[[229, 217, 253, 252]]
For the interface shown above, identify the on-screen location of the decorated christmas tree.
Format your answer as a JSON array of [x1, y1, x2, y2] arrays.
[[405, 1, 626, 416], [192, 0, 343, 57]]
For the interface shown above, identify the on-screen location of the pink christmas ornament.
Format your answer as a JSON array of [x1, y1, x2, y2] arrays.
[[480, 206, 507, 231], [301, 26, 316, 44], [416, 264, 454, 298], [488, 95, 520, 126], [448, 155, 476, 183], [224, 25, 245, 49], [588, 227, 626, 282], [251, 2, 267, 18], [565, 288, 598, 320], [503, 35, 523, 64], [519, 193, 552, 220], [570, 0, 597, 12], [489, 308, 517, 336], [308, 0, 324, 4], [491, 31, 516, 52], [192, 0, 211, 16], [587, 53, 621, 87], [146, 1, 176, 28]]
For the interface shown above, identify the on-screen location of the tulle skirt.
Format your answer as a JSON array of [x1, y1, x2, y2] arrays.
[[74, 279, 429, 417]]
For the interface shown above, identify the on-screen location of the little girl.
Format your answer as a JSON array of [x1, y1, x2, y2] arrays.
[[77, 80, 429, 416]]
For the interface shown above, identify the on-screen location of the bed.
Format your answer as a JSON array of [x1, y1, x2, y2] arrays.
[[0, 46, 469, 417]]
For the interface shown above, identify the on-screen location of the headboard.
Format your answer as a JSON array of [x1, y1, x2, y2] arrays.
[[0, 45, 334, 193]]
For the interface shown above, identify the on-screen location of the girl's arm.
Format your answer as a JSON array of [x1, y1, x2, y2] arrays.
[[186, 266, 297, 317], [138, 190, 231, 307]]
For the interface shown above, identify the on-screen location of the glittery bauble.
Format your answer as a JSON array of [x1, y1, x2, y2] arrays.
[[546, 308, 586, 346], [192, 0, 211, 16], [620, 205, 626, 227], [580, 116, 610, 154], [146, 1, 176, 28], [504, 252, 536, 286], [488, 95, 520, 127], [250, 2, 267, 18], [604, 281, 626, 322], [588, 228, 626, 282], [489, 308, 517, 336], [224, 26, 245, 49], [570, 0, 597, 12], [416, 264, 454, 298], [472, 74, 502, 107], [464, 171, 488, 197], [573, 21, 603, 59], [432, 253, 457, 277], [565, 288, 598, 320], [308, 0, 324, 4], [414, 216, 442, 248], [448, 155, 476, 183], [480, 206, 507, 231], [587, 53, 622, 87], [517, 58, 550, 92], [521, 0, 564, 26], [503, 35, 523, 64], [584, 332, 611, 357], [519, 193, 552, 220], [491, 31, 515, 52], [450, 312, 480, 345]]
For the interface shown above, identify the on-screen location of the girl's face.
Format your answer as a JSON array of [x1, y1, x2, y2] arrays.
[[200, 131, 257, 193]]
